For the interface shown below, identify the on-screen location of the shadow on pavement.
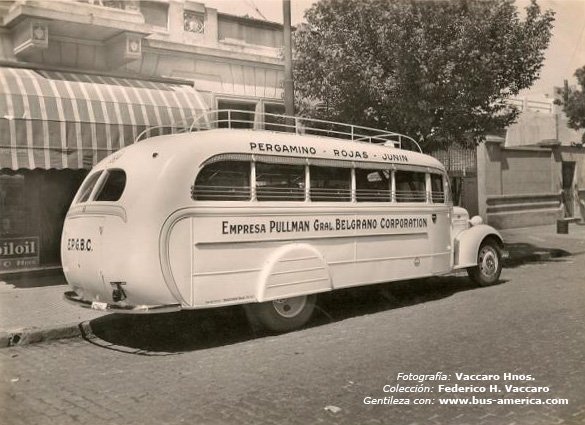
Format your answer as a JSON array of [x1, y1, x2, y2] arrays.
[[313, 276, 480, 326], [503, 242, 571, 268], [86, 306, 254, 354], [86, 275, 483, 354]]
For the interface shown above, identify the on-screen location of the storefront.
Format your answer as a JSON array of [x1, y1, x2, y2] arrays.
[[0, 64, 206, 272]]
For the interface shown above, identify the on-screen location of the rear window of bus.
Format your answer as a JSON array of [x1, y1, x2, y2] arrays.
[[77, 171, 103, 203], [94, 169, 127, 202], [77, 169, 127, 203]]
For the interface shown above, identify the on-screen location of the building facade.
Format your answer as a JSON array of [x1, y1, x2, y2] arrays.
[[477, 97, 585, 228], [0, 0, 285, 272]]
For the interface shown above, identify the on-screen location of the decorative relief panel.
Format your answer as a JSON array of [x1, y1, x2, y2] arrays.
[[184, 11, 205, 34]]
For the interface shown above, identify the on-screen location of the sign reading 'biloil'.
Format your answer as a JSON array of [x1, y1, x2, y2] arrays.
[[0, 237, 40, 271]]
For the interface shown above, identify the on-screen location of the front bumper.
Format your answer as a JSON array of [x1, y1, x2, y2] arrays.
[[64, 291, 182, 314]]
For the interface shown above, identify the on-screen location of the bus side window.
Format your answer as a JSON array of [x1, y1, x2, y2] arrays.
[[430, 173, 445, 203], [355, 169, 391, 202], [255, 163, 305, 201], [395, 171, 426, 202], [193, 160, 251, 200], [310, 166, 351, 202]]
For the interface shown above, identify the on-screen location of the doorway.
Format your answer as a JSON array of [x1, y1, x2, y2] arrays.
[[561, 161, 577, 218]]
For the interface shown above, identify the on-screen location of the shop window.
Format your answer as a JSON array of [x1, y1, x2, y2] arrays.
[[217, 100, 256, 129], [95, 170, 127, 202], [430, 174, 445, 203], [193, 161, 251, 201], [77, 171, 103, 203], [1, 170, 87, 270], [141, 1, 169, 29], [256, 163, 304, 201], [0, 175, 26, 236], [310, 166, 351, 202], [395, 171, 426, 203], [100, 1, 127, 10], [356, 169, 391, 202]]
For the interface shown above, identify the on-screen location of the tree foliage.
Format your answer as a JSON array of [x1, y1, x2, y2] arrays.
[[293, 0, 554, 149], [563, 66, 585, 138]]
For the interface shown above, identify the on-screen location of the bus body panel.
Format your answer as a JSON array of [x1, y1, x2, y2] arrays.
[[165, 207, 448, 306], [61, 215, 105, 301]]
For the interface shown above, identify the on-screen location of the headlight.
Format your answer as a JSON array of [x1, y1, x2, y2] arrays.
[[469, 216, 483, 226]]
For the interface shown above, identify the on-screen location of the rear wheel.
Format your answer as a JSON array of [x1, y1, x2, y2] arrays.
[[246, 294, 317, 332], [467, 239, 502, 286]]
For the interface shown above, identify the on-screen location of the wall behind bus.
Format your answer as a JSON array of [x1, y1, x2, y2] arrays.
[[476, 138, 585, 228]]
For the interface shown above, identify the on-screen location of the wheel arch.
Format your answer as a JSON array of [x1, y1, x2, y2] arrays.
[[453, 225, 504, 269]]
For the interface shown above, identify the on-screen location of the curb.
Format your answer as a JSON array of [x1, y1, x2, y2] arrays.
[[0, 322, 83, 348]]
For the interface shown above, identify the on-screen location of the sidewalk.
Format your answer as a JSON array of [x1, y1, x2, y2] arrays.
[[1, 223, 584, 348], [501, 222, 585, 265], [0, 283, 105, 346]]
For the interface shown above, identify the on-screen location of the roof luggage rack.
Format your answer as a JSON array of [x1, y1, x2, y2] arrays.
[[136, 109, 422, 153]]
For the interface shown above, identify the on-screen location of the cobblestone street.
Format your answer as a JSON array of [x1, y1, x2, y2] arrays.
[[1, 254, 584, 425]]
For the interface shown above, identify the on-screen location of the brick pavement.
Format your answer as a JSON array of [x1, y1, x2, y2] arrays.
[[0, 256, 584, 425]]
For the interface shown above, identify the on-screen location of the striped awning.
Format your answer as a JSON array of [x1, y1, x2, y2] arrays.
[[0, 66, 207, 170]]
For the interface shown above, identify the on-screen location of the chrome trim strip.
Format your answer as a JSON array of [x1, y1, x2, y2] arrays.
[[266, 277, 330, 289], [66, 204, 127, 222], [159, 212, 191, 306]]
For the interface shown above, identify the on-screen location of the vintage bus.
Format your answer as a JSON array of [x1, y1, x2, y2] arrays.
[[62, 111, 505, 332]]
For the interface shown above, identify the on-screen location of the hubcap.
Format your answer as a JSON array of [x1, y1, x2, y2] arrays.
[[272, 296, 307, 318], [479, 246, 499, 278]]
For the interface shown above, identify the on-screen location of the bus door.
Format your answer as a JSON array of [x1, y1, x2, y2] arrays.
[[429, 174, 451, 274]]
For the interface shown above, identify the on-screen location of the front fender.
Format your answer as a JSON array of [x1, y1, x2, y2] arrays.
[[453, 224, 503, 269]]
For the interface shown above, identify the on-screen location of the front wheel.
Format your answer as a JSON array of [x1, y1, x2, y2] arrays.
[[245, 294, 317, 333], [467, 240, 502, 286]]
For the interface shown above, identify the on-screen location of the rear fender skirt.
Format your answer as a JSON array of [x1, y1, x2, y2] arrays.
[[257, 243, 332, 302]]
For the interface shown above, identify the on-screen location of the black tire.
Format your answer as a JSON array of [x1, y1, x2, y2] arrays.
[[245, 294, 317, 332], [467, 239, 502, 286]]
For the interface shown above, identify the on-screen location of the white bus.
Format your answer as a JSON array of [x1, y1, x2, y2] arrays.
[[62, 111, 505, 332]]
